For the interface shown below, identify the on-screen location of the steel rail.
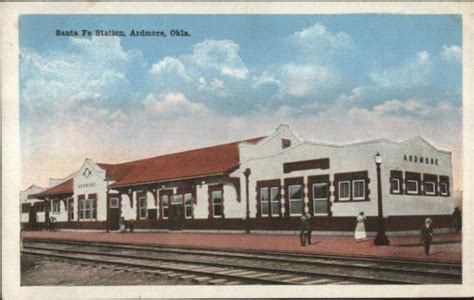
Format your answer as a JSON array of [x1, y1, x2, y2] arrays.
[[23, 238, 462, 279], [22, 245, 418, 285], [23, 249, 369, 285]]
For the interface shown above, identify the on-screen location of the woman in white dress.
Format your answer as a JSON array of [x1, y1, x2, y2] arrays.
[[355, 211, 367, 242]]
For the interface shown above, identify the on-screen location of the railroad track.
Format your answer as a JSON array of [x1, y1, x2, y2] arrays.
[[22, 238, 462, 285]]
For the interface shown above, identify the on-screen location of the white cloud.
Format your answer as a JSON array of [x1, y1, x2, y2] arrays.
[[281, 63, 339, 97], [441, 45, 462, 64], [369, 51, 432, 88], [265, 23, 350, 98], [150, 56, 190, 80], [350, 98, 459, 119], [196, 77, 228, 96], [252, 71, 282, 88], [143, 92, 210, 119], [289, 22, 353, 57], [70, 36, 136, 61], [291, 23, 352, 49], [81, 106, 130, 129], [334, 87, 364, 105], [20, 37, 139, 113], [221, 67, 248, 79], [188, 39, 249, 79]]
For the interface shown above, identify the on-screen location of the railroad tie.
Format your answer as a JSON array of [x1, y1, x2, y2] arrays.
[[225, 281, 244, 285], [192, 276, 212, 284], [208, 279, 228, 285], [261, 274, 294, 281], [329, 281, 353, 285], [282, 276, 312, 283], [196, 267, 226, 273], [144, 270, 171, 276], [303, 278, 335, 285], [214, 269, 242, 275], [229, 271, 258, 277], [167, 272, 184, 278], [180, 274, 199, 280]]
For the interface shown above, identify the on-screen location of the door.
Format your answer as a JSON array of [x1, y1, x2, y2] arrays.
[[109, 197, 120, 230], [29, 206, 37, 224], [170, 205, 184, 230], [44, 205, 50, 224], [68, 198, 74, 221]]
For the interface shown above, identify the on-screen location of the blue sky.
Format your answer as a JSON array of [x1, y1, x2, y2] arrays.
[[19, 14, 463, 189]]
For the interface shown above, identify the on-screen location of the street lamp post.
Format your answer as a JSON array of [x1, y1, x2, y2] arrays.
[[244, 168, 251, 234], [373, 152, 390, 245]]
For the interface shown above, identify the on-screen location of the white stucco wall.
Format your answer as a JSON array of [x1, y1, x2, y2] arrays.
[[73, 159, 108, 222], [239, 126, 454, 219], [37, 212, 45, 222], [194, 184, 209, 219], [223, 182, 244, 218], [381, 138, 454, 216], [50, 200, 69, 222], [121, 193, 136, 220], [20, 185, 45, 223]]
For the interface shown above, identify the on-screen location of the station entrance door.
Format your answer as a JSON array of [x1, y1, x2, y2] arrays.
[[169, 195, 184, 230], [109, 197, 120, 230]]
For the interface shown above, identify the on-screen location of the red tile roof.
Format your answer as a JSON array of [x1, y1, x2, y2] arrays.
[[33, 178, 73, 198], [97, 163, 136, 182], [31, 136, 265, 196], [109, 137, 264, 187]]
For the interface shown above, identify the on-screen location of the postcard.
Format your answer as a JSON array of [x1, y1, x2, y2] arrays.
[[2, 2, 473, 299]]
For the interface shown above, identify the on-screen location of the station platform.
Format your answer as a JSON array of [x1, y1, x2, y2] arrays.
[[21, 230, 462, 263]]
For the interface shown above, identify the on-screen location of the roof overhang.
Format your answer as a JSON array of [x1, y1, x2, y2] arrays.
[[109, 172, 230, 189]]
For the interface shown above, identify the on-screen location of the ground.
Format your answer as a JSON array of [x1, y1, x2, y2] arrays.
[[21, 254, 195, 286]]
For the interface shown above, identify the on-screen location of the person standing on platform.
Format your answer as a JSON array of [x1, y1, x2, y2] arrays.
[[420, 218, 433, 256], [305, 213, 313, 245], [355, 211, 367, 242], [452, 207, 462, 234], [119, 217, 126, 233], [300, 214, 308, 246]]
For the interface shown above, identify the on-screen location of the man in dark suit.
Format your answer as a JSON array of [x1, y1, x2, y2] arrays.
[[420, 218, 433, 256], [305, 213, 313, 245], [299, 213, 313, 246], [300, 215, 308, 246]]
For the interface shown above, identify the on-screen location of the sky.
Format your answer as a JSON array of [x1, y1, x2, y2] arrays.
[[20, 14, 463, 191]]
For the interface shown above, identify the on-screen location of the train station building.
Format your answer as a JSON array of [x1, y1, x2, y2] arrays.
[[20, 124, 454, 234]]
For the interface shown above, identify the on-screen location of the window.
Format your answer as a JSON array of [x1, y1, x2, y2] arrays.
[[53, 201, 61, 214], [313, 183, 328, 214], [353, 180, 365, 200], [424, 181, 436, 195], [392, 178, 401, 194], [212, 190, 223, 217], [260, 187, 269, 216], [171, 194, 184, 205], [68, 199, 74, 221], [110, 198, 119, 208], [139, 197, 147, 219], [271, 187, 280, 217], [440, 183, 448, 196], [338, 181, 350, 201], [405, 172, 421, 195], [79, 198, 96, 221], [161, 195, 169, 219], [21, 203, 30, 213], [184, 193, 193, 218], [36, 204, 44, 212], [439, 176, 450, 196], [406, 180, 419, 194], [289, 185, 303, 216], [282, 138, 291, 149]]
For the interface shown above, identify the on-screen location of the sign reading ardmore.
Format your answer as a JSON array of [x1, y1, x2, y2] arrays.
[[403, 154, 439, 165]]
